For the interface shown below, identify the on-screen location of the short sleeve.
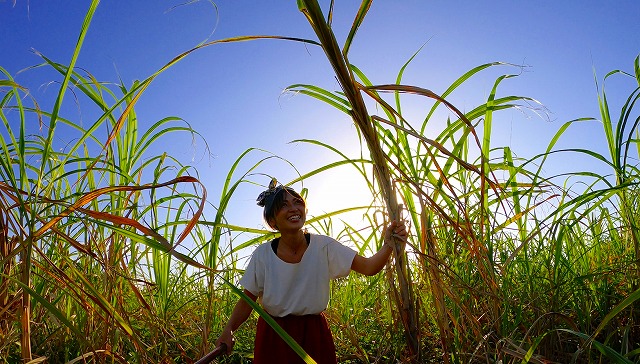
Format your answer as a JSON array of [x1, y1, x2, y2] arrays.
[[238, 246, 265, 297], [326, 238, 357, 279]]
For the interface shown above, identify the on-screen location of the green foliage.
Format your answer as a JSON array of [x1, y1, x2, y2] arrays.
[[1, 1, 640, 363]]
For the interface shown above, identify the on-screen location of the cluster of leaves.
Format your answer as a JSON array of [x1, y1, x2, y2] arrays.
[[2, 1, 640, 363]]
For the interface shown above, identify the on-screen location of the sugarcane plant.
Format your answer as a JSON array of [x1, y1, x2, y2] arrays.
[[289, 1, 564, 361], [4, 0, 640, 362]]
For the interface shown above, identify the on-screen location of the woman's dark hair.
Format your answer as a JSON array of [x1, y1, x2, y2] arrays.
[[263, 188, 306, 230]]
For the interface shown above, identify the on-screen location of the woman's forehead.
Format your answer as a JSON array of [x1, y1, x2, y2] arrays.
[[283, 192, 299, 201], [280, 190, 304, 204]]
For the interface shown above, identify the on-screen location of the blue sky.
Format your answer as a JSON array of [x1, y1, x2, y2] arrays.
[[2, 1, 640, 234]]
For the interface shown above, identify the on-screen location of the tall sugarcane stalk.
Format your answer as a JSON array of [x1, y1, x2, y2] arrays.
[[297, 0, 420, 358]]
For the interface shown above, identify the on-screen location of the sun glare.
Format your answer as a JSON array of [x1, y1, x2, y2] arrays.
[[303, 166, 377, 226]]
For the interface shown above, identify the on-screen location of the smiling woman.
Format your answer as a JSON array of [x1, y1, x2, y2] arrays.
[[258, 180, 306, 234], [214, 178, 407, 363]]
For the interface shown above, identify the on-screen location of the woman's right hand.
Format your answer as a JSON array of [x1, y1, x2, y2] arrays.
[[215, 329, 234, 354], [214, 290, 257, 355]]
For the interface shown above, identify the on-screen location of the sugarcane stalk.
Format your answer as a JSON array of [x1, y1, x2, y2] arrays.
[[20, 236, 32, 362], [298, 0, 420, 358]]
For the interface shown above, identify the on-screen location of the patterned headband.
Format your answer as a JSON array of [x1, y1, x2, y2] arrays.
[[256, 178, 295, 208]]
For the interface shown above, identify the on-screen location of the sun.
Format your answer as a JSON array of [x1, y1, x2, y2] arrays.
[[303, 166, 377, 226]]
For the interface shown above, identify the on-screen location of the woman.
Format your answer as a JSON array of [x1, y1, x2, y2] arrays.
[[215, 179, 407, 363]]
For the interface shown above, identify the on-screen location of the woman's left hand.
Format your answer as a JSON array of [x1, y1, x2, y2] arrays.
[[384, 220, 407, 249]]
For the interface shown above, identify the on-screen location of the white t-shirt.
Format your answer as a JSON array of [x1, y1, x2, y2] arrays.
[[239, 234, 357, 317]]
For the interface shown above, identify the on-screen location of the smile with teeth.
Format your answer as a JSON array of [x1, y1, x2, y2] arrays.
[[288, 215, 301, 222]]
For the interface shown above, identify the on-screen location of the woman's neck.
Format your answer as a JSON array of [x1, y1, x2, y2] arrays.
[[275, 230, 307, 263], [279, 229, 305, 248]]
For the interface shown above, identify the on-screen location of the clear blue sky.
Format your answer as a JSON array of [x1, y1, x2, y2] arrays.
[[2, 1, 640, 233]]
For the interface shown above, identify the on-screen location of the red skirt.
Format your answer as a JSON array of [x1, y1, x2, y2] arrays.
[[253, 312, 337, 364]]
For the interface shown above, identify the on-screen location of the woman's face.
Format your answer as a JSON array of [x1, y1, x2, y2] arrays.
[[269, 191, 306, 232]]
